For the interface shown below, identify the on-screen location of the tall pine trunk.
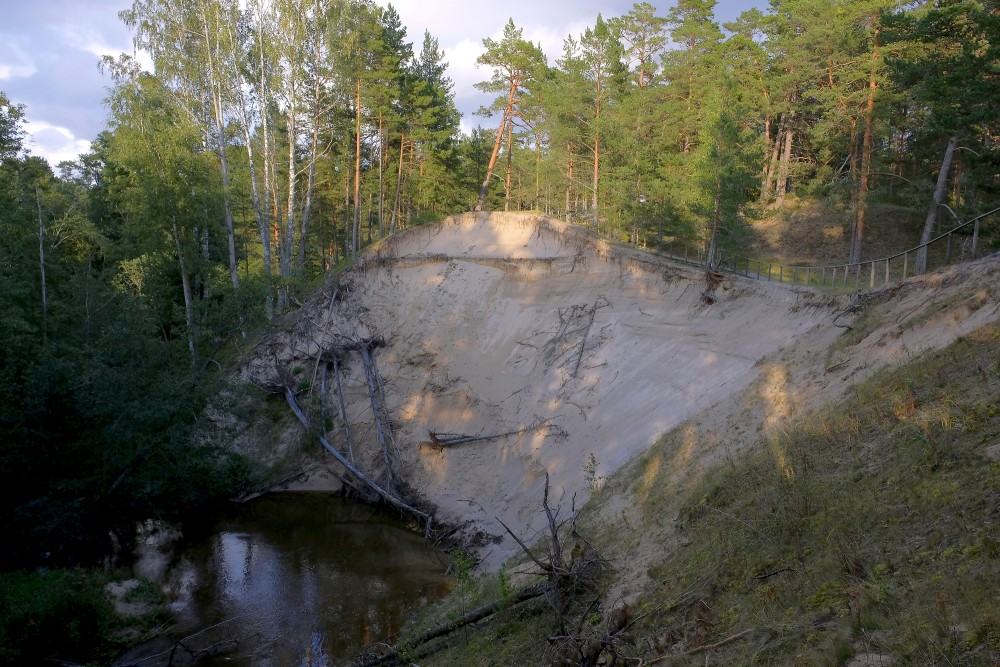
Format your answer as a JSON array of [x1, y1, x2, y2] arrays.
[[593, 83, 602, 230], [916, 135, 959, 274], [476, 112, 510, 212], [707, 178, 722, 268], [535, 128, 541, 209], [352, 79, 362, 258], [565, 145, 573, 222], [762, 114, 783, 203], [378, 113, 385, 238], [849, 19, 879, 267], [476, 76, 517, 212], [391, 130, 405, 232], [504, 121, 513, 211], [759, 114, 772, 198], [775, 113, 794, 206]]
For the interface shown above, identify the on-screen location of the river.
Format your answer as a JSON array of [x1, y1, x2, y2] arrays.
[[116, 493, 453, 666]]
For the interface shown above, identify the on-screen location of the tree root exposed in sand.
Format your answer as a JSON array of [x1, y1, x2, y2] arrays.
[[425, 419, 563, 449]]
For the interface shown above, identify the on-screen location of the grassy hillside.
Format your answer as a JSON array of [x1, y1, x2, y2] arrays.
[[618, 323, 1000, 665]]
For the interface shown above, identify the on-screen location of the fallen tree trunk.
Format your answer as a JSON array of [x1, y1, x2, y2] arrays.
[[284, 387, 431, 532], [359, 343, 398, 493], [332, 356, 355, 462], [354, 583, 547, 667], [427, 420, 559, 448]]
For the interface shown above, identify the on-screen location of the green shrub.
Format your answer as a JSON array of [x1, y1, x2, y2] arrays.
[[0, 568, 116, 664]]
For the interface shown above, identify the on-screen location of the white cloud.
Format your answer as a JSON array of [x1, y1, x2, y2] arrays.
[[385, 1, 641, 133], [448, 39, 487, 100], [53, 21, 151, 73], [0, 62, 37, 80], [524, 19, 587, 56], [24, 120, 92, 165], [57, 25, 120, 59], [0, 41, 37, 80], [84, 39, 128, 62], [441, 17, 603, 130]]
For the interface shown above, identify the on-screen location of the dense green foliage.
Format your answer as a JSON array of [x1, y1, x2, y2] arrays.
[[484, 0, 1000, 259], [0, 92, 249, 572], [65, 0, 1000, 303], [0, 569, 118, 664], [0, 93, 250, 663]]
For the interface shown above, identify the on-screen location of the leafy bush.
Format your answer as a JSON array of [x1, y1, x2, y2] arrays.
[[0, 569, 117, 664]]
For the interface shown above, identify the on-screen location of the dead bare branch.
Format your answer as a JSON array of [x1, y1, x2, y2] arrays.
[[426, 419, 561, 448], [497, 515, 552, 573], [645, 628, 758, 664], [353, 584, 548, 667], [284, 386, 431, 533]]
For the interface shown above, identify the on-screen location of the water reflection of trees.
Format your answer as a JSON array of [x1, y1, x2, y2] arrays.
[[173, 494, 451, 663]]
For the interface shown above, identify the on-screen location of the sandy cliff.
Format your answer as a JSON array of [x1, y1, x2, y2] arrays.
[[239, 212, 1000, 572]]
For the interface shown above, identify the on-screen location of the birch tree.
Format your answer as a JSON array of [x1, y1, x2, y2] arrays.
[[121, 0, 242, 288], [103, 64, 221, 363]]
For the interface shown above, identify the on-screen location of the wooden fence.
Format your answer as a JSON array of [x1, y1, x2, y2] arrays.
[[659, 206, 999, 291]]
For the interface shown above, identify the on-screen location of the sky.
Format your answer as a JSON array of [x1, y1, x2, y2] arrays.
[[0, 0, 763, 166]]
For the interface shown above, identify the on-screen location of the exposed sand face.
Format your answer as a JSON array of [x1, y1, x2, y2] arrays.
[[243, 213, 838, 568], [241, 212, 1000, 574]]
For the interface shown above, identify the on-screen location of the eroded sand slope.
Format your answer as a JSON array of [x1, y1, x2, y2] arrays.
[[242, 213, 835, 565], [241, 212, 1000, 569]]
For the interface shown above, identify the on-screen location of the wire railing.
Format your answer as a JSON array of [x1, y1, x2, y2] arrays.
[[658, 206, 999, 291]]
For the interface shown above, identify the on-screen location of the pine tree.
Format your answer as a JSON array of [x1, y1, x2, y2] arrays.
[[473, 19, 547, 211], [885, 0, 1000, 272]]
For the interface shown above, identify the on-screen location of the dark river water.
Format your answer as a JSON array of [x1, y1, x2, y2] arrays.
[[123, 493, 453, 666]]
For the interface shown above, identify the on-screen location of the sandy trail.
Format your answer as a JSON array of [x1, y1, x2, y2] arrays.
[[241, 212, 999, 571]]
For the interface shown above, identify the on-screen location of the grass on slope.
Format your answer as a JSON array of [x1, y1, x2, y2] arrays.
[[407, 322, 999, 666], [630, 322, 1000, 665]]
